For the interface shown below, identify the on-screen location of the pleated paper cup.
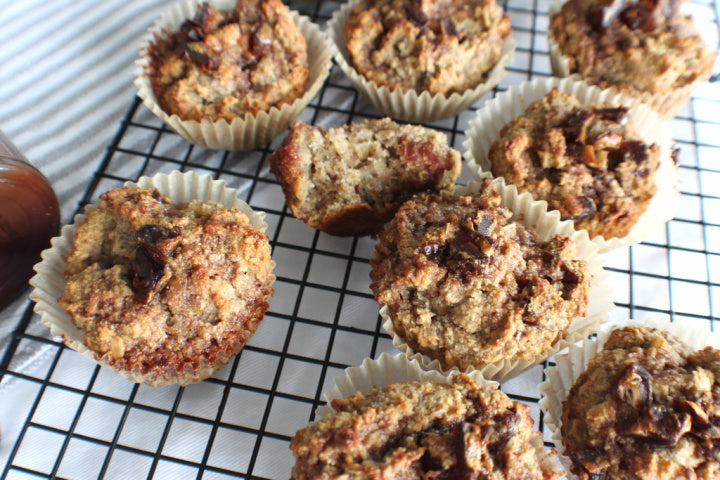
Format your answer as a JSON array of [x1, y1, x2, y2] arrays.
[[538, 318, 720, 478], [315, 353, 494, 419], [29, 171, 275, 386], [134, 0, 333, 151], [547, 0, 717, 120], [380, 177, 613, 383], [326, 0, 516, 123], [463, 76, 679, 253]]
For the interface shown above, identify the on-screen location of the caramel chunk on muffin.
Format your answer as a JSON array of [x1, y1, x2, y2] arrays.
[[268, 118, 462, 237], [550, 0, 716, 118], [488, 88, 660, 240], [58, 186, 274, 385], [343, 0, 511, 95], [291, 375, 561, 480], [148, 0, 308, 122], [561, 326, 720, 480], [370, 179, 590, 370]]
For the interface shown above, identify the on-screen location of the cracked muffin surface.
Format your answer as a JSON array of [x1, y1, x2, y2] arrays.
[[290, 374, 561, 480], [561, 326, 720, 480], [58, 186, 274, 385], [268, 118, 462, 237], [343, 0, 511, 95], [148, 0, 308, 121], [488, 88, 661, 240], [369, 179, 590, 371], [550, 0, 716, 118]]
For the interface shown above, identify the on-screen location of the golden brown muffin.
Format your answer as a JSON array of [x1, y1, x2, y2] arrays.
[[58, 186, 274, 385], [268, 118, 462, 237], [343, 0, 511, 95], [370, 179, 590, 371], [148, 0, 308, 122], [561, 326, 720, 480], [290, 374, 562, 480], [488, 88, 661, 240], [550, 0, 716, 118]]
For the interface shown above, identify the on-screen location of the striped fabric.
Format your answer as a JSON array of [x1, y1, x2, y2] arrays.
[[0, 1, 171, 223], [0, 0, 172, 370]]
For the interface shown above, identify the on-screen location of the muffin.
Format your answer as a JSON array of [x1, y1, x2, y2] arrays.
[[463, 76, 678, 252], [52, 178, 274, 386], [135, 0, 333, 150], [559, 325, 720, 480], [327, 0, 516, 122], [370, 178, 591, 372], [268, 118, 462, 237], [488, 88, 660, 240], [549, 0, 717, 119], [291, 373, 562, 480], [344, 0, 510, 95], [148, 0, 307, 121]]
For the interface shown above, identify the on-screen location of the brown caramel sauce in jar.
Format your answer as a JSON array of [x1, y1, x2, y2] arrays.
[[0, 131, 60, 309]]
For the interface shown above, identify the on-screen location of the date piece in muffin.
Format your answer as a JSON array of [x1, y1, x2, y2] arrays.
[[268, 118, 462, 237], [561, 326, 720, 480], [370, 179, 590, 371], [148, 0, 308, 122], [343, 0, 511, 95], [488, 88, 660, 240], [58, 186, 274, 385], [291, 374, 561, 480], [550, 0, 716, 118]]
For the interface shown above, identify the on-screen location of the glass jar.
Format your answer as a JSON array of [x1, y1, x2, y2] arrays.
[[0, 130, 60, 309]]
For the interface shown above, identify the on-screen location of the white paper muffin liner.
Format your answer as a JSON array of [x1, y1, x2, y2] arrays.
[[547, 0, 717, 120], [538, 318, 720, 479], [311, 353, 562, 476], [463, 76, 679, 253], [380, 177, 614, 383], [134, 0, 333, 151], [326, 0, 516, 123], [29, 171, 275, 386], [315, 353, 495, 419]]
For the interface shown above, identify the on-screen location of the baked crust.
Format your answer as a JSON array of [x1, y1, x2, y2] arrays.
[[58, 186, 274, 384], [550, 0, 716, 117], [268, 118, 462, 237], [561, 326, 720, 480], [488, 88, 660, 240], [369, 179, 590, 370], [343, 0, 511, 95], [290, 375, 561, 480], [148, 0, 308, 121]]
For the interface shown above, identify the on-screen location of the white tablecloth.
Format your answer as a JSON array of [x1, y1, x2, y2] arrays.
[[0, 0, 175, 354], [0, 0, 173, 468]]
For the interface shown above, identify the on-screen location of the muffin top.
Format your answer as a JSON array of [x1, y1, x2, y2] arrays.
[[148, 0, 308, 122], [561, 326, 720, 480], [290, 374, 561, 480], [488, 88, 661, 240], [370, 179, 590, 371], [268, 118, 462, 237], [59, 186, 274, 383], [550, 0, 716, 98], [343, 0, 511, 95]]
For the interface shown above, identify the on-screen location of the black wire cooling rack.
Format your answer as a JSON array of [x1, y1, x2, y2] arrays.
[[1, 1, 719, 478]]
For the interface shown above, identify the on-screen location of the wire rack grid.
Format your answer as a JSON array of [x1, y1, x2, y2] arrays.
[[1, 0, 719, 478]]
